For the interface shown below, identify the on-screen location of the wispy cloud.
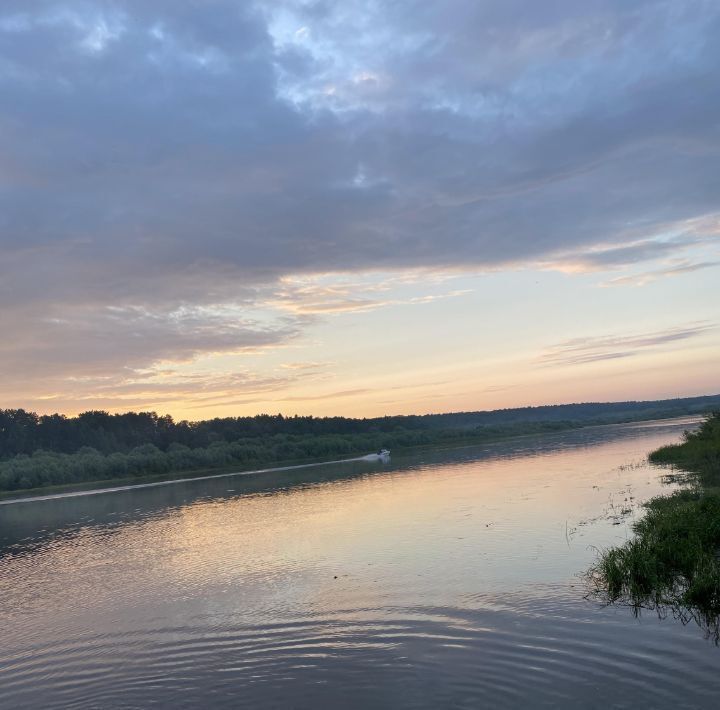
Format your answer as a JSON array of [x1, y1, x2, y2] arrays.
[[276, 388, 373, 402], [280, 361, 333, 371], [540, 220, 720, 275], [270, 275, 472, 315], [602, 261, 720, 287], [539, 323, 715, 368]]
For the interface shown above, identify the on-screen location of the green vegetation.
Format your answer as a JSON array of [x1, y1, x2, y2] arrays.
[[589, 412, 720, 640], [0, 394, 718, 494], [0, 421, 571, 493], [649, 413, 720, 485]]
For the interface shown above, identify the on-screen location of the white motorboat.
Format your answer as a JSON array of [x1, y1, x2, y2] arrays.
[[361, 448, 391, 462]]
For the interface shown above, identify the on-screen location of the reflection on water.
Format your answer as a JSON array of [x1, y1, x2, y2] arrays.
[[1, 417, 719, 708]]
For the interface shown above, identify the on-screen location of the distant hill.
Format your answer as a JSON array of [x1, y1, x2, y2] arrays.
[[408, 394, 720, 430]]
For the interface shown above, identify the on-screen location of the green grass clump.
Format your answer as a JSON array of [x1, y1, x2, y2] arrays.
[[593, 491, 720, 611], [589, 413, 720, 638]]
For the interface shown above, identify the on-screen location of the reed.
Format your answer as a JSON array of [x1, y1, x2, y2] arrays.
[[589, 413, 720, 638]]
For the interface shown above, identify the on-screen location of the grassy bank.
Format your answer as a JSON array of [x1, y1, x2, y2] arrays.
[[650, 413, 720, 485], [589, 413, 720, 638]]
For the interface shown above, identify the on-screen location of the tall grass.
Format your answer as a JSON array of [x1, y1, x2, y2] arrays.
[[589, 413, 720, 640], [650, 412, 720, 485]]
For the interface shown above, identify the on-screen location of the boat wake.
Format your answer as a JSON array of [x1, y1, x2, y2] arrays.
[[0, 451, 391, 506]]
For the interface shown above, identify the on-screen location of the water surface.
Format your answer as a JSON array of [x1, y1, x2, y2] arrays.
[[2, 417, 719, 708]]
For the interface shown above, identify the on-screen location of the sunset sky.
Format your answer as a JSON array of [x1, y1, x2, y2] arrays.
[[1, 0, 719, 420]]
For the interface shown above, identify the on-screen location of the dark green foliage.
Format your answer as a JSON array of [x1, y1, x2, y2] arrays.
[[1, 394, 718, 459], [590, 413, 720, 638], [1, 397, 718, 493], [0, 428, 465, 492]]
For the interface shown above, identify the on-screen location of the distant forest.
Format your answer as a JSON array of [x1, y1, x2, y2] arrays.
[[0, 394, 718, 493]]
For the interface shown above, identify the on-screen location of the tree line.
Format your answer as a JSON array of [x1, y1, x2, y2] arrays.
[[1, 394, 718, 460], [0, 421, 581, 493], [1, 394, 719, 493]]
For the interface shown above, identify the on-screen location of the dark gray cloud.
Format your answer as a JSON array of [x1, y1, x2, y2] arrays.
[[1, 0, 719, 401], [2, 1, 719, 292]]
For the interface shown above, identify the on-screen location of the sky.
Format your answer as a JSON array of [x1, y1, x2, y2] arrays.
[[1, 0, 719, 420]]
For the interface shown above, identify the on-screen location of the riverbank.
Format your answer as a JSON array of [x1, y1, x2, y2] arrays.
[[3, 396, 719, 496], [3, 410, 714, 500], [1, 416, 697, 504], [0, 455, 378, 505], [0, 421, 580, 496], [590, 413, 720, 636]]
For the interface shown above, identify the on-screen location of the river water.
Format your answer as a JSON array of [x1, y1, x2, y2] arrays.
[[1, 417, 718, 708]]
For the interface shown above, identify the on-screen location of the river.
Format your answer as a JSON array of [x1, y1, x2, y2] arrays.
[[1, 416, 718, 708]]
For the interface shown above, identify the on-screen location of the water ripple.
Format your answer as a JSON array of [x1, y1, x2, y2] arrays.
[[1, 603, 718, 708], [1, 419, 718, 708]]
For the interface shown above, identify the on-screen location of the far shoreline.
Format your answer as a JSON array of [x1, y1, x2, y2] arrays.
[[0, 414, 701, 506]]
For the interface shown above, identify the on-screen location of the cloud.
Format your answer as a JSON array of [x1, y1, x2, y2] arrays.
[[280, 361, 332, 371], [1, 1, 719, 407], [539, 322, 715, 368], [538, 219, 720, 274], [276, 388, 373, 402], [0, 303, 302, 375], [0, 301, 306, 409], [12, 362, 338, 415], [270, 274, 471, 314], [602, 261, 720, 287], [2, 1, 719, 296], [271, 290, 471, 315]]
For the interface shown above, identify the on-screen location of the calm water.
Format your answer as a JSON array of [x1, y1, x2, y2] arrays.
[[2, 417, 719, 708]]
